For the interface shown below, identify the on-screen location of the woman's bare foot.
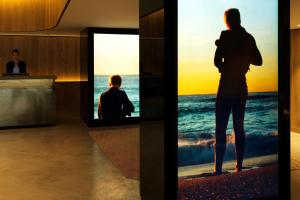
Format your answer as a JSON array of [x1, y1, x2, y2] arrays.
[[213, 171, 222, 176], [235, 165, 242, 173]]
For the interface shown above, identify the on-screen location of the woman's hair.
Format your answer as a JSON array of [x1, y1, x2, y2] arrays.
[[109, 75, 122, 86], [224, 8, 241, 29]]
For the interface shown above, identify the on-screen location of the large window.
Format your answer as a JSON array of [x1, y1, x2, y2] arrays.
[[178, 0, 278, 198], [93, 31, 139, 121]]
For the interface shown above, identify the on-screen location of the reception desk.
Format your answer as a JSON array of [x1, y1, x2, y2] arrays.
[[0, 76, 56, 128]]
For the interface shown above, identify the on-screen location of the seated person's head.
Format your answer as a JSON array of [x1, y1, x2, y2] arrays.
[[108, 75, 122, 88], [11, 49, 21, 63], [224, 8, 241, 30]]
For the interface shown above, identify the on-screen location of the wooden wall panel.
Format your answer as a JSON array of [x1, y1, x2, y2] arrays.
[[0, 35, 80, 81], [0, 0, 70, 32], [140, 9, 164, 37], [55, 81, 81, 112], [0, 35, 81, 113], [291, 30, 300, 133]]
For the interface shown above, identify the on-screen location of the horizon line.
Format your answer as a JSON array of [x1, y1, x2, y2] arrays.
[[94, 74, 139, 76], [178, 91, 278, 96]]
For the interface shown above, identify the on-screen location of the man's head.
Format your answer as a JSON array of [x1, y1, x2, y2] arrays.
[[224, 8, 241, 30], [108, 75, 122, 88], [11, 49, 20, 63]]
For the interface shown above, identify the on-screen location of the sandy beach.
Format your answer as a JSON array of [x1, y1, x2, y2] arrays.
[[178, 164, 279, 200], [179, 154, 277, 178]]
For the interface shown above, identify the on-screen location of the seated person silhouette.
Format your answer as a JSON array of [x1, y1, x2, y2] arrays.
[[6, 49, 27, 74], [213, 8, 262, 175], [98, 75, 135, 120]]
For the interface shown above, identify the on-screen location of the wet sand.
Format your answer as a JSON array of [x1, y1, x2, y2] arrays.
[[178, 164, 278, 200], [179, 154, 278, 178]]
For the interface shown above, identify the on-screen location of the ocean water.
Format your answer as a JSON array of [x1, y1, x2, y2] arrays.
[[94, 75, 140, 119], [178, 92, 278, 166]]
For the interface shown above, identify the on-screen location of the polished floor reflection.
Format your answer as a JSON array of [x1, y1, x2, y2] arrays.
[[0, 113, 140, 200], [89, 126, 140, 180]]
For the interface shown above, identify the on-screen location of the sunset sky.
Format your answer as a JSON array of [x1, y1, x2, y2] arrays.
[[178, 0, 278, 95], [94, 34, 139, 75]]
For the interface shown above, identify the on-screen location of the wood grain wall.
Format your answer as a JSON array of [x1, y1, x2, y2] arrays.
[[0, 35, 80, 81], [0, 35, 81, 112], [0, 0, 70, 32], [291, 30, 300, 133]]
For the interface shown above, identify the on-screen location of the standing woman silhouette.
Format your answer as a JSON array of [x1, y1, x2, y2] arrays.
[[213, 8, 263, 175]]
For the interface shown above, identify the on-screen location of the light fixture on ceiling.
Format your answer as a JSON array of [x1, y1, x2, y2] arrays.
[[297, 24, 300, 27]]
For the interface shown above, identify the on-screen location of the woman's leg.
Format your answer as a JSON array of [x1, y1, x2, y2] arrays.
[[214, 95, 231, 175], [232, 97, 247, 172]]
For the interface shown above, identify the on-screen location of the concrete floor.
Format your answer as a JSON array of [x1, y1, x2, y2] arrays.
[[1, 112, 299, 200], [0, 114, 140, 200], [291, 132, 300, 200]]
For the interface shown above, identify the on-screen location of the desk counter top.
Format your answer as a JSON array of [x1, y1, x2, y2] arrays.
[[0, 75, 57, 80], [0, 77, 56, 89]]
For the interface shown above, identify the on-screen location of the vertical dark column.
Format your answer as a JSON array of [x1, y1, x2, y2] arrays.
[[80, 28, 94, 126], [80, 29, 89, 124], [80, 28, 93, 126], [139, 1, 165, 199], [140, 0, 178, 199], [278, 0, 290, 199], [164, 1, 178, 199]]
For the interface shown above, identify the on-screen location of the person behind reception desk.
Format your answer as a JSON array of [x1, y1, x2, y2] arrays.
[[6, 49, 27, 74]]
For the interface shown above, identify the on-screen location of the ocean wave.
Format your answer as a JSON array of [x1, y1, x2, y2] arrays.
[[178, 93, 278, 116], [247, 93, 278, 100], [178, 132, 278, 167], [178, 104, 277, 116], [178, 106, 215, 115], [178, 131, 278, 147]]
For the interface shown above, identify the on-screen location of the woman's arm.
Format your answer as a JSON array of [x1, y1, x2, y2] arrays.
[[214, 32, 225, 73], [250, 37, 263, 66]]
